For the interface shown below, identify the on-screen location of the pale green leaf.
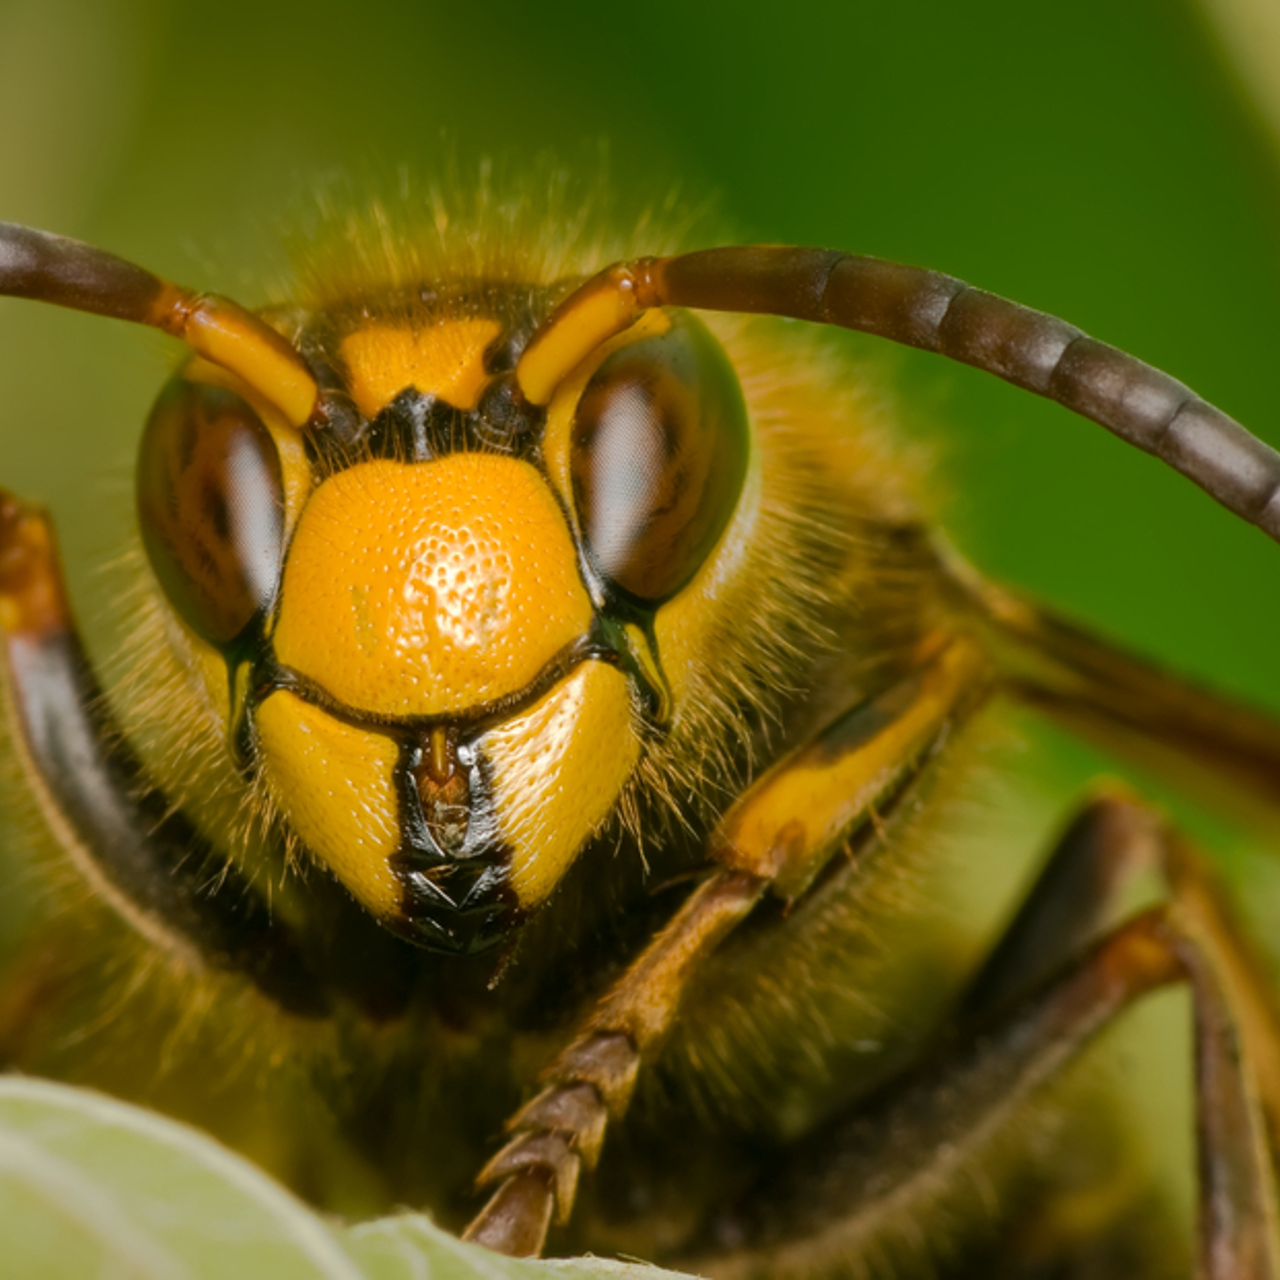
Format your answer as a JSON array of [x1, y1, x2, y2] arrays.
[[0, 1077, 695, 1280]]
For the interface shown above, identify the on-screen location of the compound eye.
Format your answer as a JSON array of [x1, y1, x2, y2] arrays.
[[137, 377, 285, 649], [570, 312, 749, 605]]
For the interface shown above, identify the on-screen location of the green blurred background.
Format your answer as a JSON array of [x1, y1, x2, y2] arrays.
[[0, 0, 1276, 721]]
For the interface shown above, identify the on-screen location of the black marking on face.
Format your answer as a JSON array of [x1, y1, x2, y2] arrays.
[[248, 633, 615, 738], [390, 728, 519, 955], [354, 382, 544, 462], [294, 284, 554, 470]]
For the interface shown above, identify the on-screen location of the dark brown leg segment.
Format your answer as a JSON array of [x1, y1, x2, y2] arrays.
[[1184, 931, 1280, 1279], [0, 492, 325, 1016], [958, 571, 1280, 820], [958, 786, 1162, 1026], [1165, 833, 1280, 1280], [681, 797, 1280, 1279], [685, 910, 1184, 1279]]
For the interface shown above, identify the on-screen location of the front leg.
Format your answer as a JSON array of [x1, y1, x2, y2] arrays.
[[0, 491, 323, 1016], [687, 794, 1280, 1279], [463, 635, 993, 1255]]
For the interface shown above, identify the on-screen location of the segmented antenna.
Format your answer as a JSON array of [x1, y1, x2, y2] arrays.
[[0, 223, 318, 428], [518, 247, 1280, 543]]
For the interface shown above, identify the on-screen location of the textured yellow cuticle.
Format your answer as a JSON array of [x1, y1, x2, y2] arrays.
[[340, 319, 500, 417], [272, 456, 594, 717], [481, 662, 638, 910], [255, 691, 402, 920]]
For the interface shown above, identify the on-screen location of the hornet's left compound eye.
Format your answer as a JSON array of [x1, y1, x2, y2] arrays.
[[137, 377, 285, 650], [570, 311, 750, 605]]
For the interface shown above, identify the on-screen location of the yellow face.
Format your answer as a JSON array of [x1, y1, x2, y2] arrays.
[[138, 302, 753, 952]]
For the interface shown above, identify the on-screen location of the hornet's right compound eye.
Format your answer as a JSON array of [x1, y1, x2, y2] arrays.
[[137, 377, 285, 651]]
